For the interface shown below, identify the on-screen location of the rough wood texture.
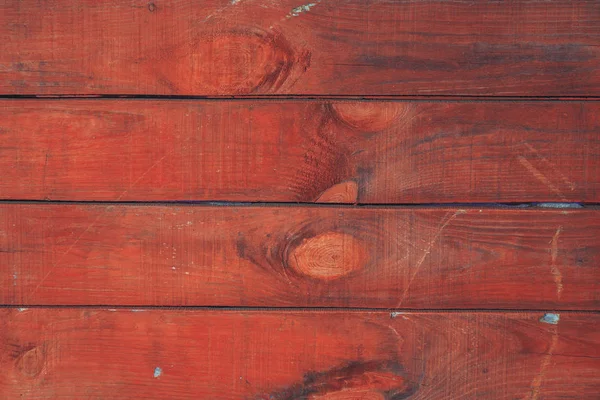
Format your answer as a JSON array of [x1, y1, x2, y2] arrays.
[[1, 100, 599, 203], [1, 309, 598, 399], [2, 203, 598, 308], [1, 0, 599, 96]]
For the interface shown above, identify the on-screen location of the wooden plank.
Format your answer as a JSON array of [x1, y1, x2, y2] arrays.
[[1, 100, 599, 203], [2, 203, 598, 308], [1, 309, 598, 399], [1, 0, 599, 96]]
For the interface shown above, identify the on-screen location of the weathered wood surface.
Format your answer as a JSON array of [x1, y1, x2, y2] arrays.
[[2, 203, 598, 308], [1, 0, 600, 96], [1, 309, 598, 399], [1, 100, 599, 203]]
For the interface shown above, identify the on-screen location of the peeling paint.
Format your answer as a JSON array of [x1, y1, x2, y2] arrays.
[[131, 309, 146, 312], [540, 313, 560, 325], [17, 308, 28, 312], [390, 312, 403, 318], [153, 367, 162, 378], [287, 1, 320, 19]]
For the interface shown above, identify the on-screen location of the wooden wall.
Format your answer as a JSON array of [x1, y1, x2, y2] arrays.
[[1, 0, 599, 398]]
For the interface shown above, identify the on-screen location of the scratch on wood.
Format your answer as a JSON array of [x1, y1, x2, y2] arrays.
[[397, 210, 466, 307], [387, 325, 401, 339], [530, 321, 559, 399], [29, 155, 169, 298], [517, 156, 567, 201], [203, 0, 244, 23], [522, 143, 575, 191], [550, 227, 563, 299], [386, 324, 405, 351], [28, 212, 105, 298], [42, 152, 50, 191], [118, 154, 168, 201]]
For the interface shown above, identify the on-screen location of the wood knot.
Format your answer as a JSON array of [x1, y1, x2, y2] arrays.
[[330, 102, 412, 134], [287, 232, 368, 280], [15, 345, 45, 377], [191, 29, 309, 94], [315, 180, 359, 203], [310, 391, 385, 399]]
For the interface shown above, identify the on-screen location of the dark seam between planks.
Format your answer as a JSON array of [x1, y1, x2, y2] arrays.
[[1, 94, 600, 102], [1, 305, 598, 314], [0, 200, 594, 209]]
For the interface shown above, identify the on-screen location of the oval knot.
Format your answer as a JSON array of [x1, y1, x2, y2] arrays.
[[287, 232, 368, 280]]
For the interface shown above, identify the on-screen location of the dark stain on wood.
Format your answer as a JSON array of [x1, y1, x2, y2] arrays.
[[259, 360, 414, 400]]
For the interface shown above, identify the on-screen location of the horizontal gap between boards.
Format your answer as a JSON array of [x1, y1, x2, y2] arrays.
[[1, 305, 598, 314], [1, 94, 600, 102], [0, 200, 595, 209]]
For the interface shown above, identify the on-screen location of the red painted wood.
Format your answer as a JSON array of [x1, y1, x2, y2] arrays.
[[2, 1, 599, 397], [2, 203, 598, 308], [1, 100, 598, 203], [1, 0, 599, 96], [1, 309, 598, 399]]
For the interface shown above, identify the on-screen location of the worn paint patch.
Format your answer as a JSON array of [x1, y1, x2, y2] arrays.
[[287, 1, 320, 18], [390, 312, 403, 319], [17, 308, 28, 312], [154, 367, 162, 378], [537, 202, 582, 209], [540, 313, 560, 324]]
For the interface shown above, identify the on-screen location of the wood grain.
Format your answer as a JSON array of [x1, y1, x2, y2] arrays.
[[1, 100, 599, 203], [1, 309, 598, 399], [1, 0, 599, 96], [2, 203, 598, 308]]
